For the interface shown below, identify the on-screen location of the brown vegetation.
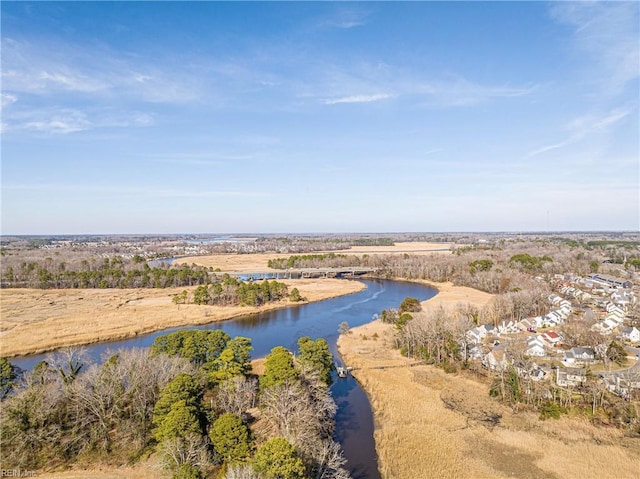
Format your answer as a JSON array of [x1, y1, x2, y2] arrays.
[[338, 308, 640, 479], [0, 279, 365, 357]]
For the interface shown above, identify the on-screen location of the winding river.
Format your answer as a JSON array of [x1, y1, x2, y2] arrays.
[[11, 279, 436, 479]]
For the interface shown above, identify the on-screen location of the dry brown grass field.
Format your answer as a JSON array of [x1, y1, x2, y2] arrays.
[[337, 285, 640, 479], [175, 241, 455, 269], [1, 243, 452, 359], [0, 278, 364, 357]]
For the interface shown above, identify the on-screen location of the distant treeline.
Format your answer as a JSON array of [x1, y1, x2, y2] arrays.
[[267, 253, 361, 270], [2, 257, 212, 289]]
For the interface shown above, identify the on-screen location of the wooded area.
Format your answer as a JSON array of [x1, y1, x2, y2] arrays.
[[0, 332, 348, 479]]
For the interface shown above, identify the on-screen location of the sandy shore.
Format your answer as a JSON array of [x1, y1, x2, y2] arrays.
[[337, 283, 640, 479], [0, 279, 365, 358]]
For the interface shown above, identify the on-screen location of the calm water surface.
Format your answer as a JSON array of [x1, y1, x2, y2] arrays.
[[12, 279, 436, 478]]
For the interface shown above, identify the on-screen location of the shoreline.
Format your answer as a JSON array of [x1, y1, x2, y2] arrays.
[[337, 281, 640, 479], [0, 279, 366, 358]]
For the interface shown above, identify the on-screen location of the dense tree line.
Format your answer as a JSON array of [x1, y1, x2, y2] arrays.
[[267, 254, 360, 270], [2, 257, 212, 289], [0, 333, 348, 479], [179, 278, 290, 307]]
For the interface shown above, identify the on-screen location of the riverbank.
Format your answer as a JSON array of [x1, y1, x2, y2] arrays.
[[337, 282, 640, 479], [0, 279, 365, 358]]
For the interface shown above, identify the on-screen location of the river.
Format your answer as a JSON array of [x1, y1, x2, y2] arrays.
[[11, 279, 436, 479]]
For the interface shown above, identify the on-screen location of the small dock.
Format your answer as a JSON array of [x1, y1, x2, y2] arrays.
[[336, 366, 353, 378]]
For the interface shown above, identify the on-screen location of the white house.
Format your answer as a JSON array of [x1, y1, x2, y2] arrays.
[[526, 340, 546, 357], [619, 326, 640, 343], [483, 350, 508, 371], [563, 347, 595, 365], [556, 367, 587, 387], [466, 326, 487, 344]]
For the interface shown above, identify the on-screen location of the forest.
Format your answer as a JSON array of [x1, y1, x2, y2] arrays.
[[0, 330, 349, 479]]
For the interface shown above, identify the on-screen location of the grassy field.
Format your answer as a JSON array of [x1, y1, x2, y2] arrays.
[[175, 241, 455, 269], [1, 244, 450, 357], [337, 285, 640, 479], [0, 278, 365, 357]]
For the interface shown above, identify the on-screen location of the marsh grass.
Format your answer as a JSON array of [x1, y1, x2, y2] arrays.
[[339, 317, 640, 479]]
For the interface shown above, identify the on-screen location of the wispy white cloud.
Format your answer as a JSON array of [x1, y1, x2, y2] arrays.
[[550, 2, 639, 94], [3, 183, 270, 199], [416, 77, 537, 107], [22, 109, 92, 134], [1, 93, 18, 108], [318, 7, 371, 29], [5, 108, 155, 135], [323, 93, 393, 105], [526, 107, 632, 158], [1, 38, 201, 103]]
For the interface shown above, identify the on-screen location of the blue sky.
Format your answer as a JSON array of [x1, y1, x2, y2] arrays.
[[1, 1, 638, 234]]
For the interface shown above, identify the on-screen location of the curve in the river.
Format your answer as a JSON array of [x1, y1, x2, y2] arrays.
[[11, 279, 437, 479]]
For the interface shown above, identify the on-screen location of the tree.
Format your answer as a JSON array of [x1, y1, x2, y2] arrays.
[[173, 463, 202, 479], [223, 463, 261, 479], [398, 297, 422, 314], [193, 285, 211, 305], [337, 322, 350, 335], [214, 376, 258, 416], [152, 330, 231, 367], [395, 312, 413, 331], [173, 290, 189, 305], [289, 288, 304, 302], [260, 347, 297, 390], [154, 400, 203, 442], [49, 347, 89, 384], [254, 437, 306, 479], [0, 357, 17, 399], [297, 337, 334, 385], [209, 413, 253, 463], [207, 337, 253, 384], [154, 373, 203, 431], [259, 378, 336, 455], [607, 340, 627, 367]]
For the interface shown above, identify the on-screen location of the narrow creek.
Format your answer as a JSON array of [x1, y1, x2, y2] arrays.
[[11, 279, 437, 478]]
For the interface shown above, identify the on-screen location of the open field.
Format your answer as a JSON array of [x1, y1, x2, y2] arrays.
[[175, 241, 454, 270], [1, 242, 454, 359], [0, 279, 365, 358], [337, 285, 640, 479]]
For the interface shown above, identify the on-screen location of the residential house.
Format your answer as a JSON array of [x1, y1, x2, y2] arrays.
[[602, 375, 640, 399], [589, 274, 633, 289], [611, 289, 635, 308], [556, 367, 587, 387], [514, 361, 548, 381], [483, 350, 508, 371], [525, 337, 546, 357], [619, 326, 640, 343], [466, 326, 487, 344], [563, 347, 595, 365], [542, 331, 562, 347]]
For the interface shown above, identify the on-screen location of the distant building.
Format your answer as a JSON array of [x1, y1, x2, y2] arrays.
[[589, 274, 633, 289]]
